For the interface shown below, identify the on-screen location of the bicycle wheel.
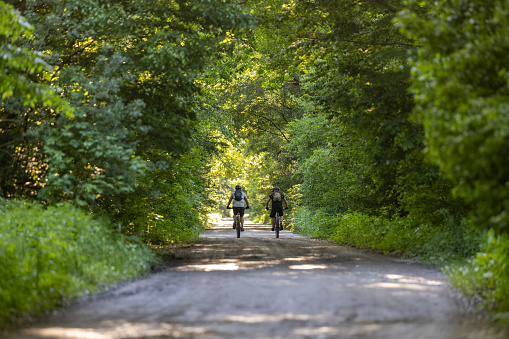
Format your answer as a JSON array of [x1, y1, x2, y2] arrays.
[[275, 213, 279, 238], [236, 214, 241, 238]]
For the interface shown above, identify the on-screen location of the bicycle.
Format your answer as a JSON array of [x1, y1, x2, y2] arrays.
[[268, 207, 287, 238], [227, 206, 248, 238]]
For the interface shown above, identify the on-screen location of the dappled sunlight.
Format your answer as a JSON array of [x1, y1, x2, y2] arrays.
[[385, 274, 444, 286], [223, 313, 321, 323], [289, 264, 328, 270], [293, 324, 383, 337], [20, 315, 387, 339], [24, 327, 108, 339], [284, 257, 308, 261], [352, 274, 446, 293], [363, 282, 432, 291], [11, 219, 503, 339], [22, 321, 209, 339], [181, 262, 240, 271]]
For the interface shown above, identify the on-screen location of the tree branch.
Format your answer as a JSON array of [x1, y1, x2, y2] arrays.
[[254, 113, 289, 142], [365, 0, 398, 13]]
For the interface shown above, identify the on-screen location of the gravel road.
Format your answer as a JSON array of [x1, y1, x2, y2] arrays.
[[6, 218, 506, 339]]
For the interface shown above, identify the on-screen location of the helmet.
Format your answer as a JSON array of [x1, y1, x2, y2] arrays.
[[235, 185, 242, 189], [273, 186, 280, 191]]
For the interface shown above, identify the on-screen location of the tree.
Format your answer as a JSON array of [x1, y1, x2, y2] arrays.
[[0, 1, 72, 198], [398, 0, 509, 234], [2, 0, 253, 210]]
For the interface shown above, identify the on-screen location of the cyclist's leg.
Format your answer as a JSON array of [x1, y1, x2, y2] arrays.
[[269, 208, 276, 230], [279, 207, 284, 229], [233, 207, 241, 229]]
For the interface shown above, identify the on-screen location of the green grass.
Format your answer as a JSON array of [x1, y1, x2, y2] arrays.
[[0, 199, 158, 328], [293, 207, 482, 264]]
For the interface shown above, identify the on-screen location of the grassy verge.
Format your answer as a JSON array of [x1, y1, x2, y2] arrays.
[[446, 231, 509, 323], [293, 207, 482, 264], [0, 199, 158, 328]]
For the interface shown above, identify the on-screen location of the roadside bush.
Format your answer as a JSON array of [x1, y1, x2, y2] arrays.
[[115, 150, 211, 245], [447, 231, 509, 323], [294, 207, 481, 264], [0, 199, 157, 328]]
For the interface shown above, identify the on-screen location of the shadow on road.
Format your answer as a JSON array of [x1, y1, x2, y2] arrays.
[[6, 218, 508, 339]]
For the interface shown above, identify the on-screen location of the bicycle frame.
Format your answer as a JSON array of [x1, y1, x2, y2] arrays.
[[227, 206, 246, 238], [269, 207, 285, 238]]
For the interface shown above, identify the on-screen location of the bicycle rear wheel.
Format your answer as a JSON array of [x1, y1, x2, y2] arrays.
[[275, 213, 279, 238], [236, 214, 241, 238]]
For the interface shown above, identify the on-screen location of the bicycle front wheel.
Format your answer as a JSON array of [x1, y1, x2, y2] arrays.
[[236, 215, 241, 238], [275, 213, 279, 238]]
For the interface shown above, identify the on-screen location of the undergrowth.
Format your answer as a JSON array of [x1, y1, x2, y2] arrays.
[[446, 231, 509, 323], [293, 207, 482, 264], [0, 199, 158, 328]]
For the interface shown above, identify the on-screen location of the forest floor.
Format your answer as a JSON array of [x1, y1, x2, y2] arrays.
[[6, 217, 508, 339]]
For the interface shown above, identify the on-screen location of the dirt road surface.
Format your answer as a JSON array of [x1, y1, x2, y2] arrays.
[[7, 218, 506, 339]]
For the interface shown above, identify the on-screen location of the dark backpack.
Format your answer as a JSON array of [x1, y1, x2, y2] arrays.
[[234, 190, 243, 201], [273, 191, 282, 202]]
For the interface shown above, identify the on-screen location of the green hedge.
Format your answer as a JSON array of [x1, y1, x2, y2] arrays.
[[0, 200, 157, 327]]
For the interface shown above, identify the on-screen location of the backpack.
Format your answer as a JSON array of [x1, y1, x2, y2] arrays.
[[273, 191, 282, 202], [234, 190, 243, 201]]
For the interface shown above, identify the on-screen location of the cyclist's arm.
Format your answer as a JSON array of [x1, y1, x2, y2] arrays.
[[265, 197, 271, 210], [226, 196, 233, 208], [244, 196, 250, 208], [283, 197, 288, 209]]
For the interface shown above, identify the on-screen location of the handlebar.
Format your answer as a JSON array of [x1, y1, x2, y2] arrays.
[[227, 206, 249, 209], [266, 207, 288, 210]]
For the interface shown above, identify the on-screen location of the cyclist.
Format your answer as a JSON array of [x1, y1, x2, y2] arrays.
[[226, 184, 250, 231], [265, 186, 288, 231]]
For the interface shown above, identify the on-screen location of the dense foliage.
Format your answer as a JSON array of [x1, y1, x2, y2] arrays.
[[0, 0, 253, 326], [2, 0, 509, 327], [398, 0, 509, 320], [398, 0, 509, 235], [0, 0, 255, 240], [0, 199, 157, 327], [206, 0, 509, 322]]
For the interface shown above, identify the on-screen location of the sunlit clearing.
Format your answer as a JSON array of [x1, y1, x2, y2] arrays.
[[289, 264, 327, 270], [207, 213, 222, 223]]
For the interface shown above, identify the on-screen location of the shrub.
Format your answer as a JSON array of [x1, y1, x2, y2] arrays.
[[115, 151, 211, 245], [295, 207, 481, 264], [447, 231, 509, 323], [0, 199, 157, 327]]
